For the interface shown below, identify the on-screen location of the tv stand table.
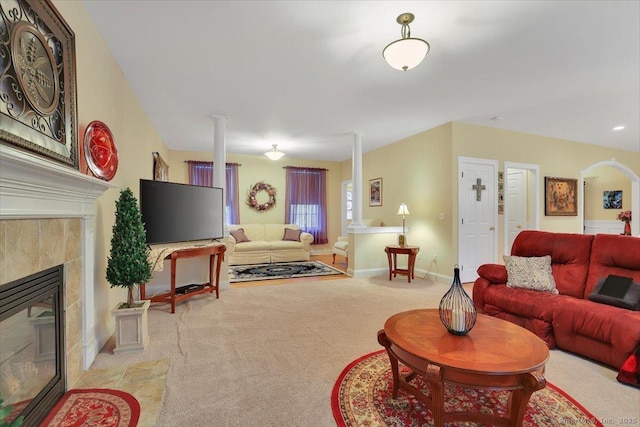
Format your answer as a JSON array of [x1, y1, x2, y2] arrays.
[[140, 243, 226, 313]]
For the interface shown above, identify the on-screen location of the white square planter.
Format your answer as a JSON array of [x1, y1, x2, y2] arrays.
[[111, 299, 150, 354]]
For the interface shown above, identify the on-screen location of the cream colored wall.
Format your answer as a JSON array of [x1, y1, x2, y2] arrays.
[[342, 124, 455, 278], [53, 1, 170, 349], [452, 122, 639, 235], [584, 166, 632, 220], [340, 122, 638, 278], [350, 232, 400, 273], [167, 150, 344, 252]]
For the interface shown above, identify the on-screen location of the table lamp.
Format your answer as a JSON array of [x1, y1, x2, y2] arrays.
[[397, 203, 410, 246]]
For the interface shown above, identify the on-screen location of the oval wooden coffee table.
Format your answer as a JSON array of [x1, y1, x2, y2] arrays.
[[377, 309, 549, 427]]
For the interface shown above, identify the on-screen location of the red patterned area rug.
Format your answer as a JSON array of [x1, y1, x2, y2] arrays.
[[41, 389, 140, 427], [332, 350, 603, 427]]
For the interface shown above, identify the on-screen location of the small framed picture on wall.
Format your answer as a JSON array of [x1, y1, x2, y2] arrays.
[[153, 152, 169, 182], [369, 178, 382, 207], [603, 190, 622, 209]]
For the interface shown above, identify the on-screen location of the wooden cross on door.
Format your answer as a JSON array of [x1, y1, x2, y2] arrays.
[[472, 178, 486, 201]]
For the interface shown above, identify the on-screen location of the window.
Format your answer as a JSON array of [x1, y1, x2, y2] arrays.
[[290, 204, 320, 229]]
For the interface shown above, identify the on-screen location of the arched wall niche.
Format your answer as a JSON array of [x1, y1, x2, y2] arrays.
[[581, 158, 639, 236]]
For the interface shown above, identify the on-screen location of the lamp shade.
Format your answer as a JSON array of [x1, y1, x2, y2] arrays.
[[397, 203, 410, 216], [264, 144, 285, 161], [383, 38, 430, 71]]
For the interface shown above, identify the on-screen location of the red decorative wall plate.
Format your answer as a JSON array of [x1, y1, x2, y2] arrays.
[[83, 121, 118, 181]]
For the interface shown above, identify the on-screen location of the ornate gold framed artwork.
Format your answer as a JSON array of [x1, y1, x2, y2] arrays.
[[545, 177, 578, 216], [0, 0, 79, 168]]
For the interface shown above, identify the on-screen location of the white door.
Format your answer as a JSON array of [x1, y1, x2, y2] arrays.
[[503, 161, 540, 251], [506, 169, 526, 254], [458, 157, 498, 283]]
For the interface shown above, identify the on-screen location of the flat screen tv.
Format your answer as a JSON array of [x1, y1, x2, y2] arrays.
[[139, 179, 224, 245]]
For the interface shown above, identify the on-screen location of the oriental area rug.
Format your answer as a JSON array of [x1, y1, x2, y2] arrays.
[[40, 388, 140, 427], [229, 261, 344, 283], [332, 350, 604, 427]]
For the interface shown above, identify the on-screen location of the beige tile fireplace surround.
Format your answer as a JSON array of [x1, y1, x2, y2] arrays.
[[1, 218, 84, 386], [0, 145, 115, 389]]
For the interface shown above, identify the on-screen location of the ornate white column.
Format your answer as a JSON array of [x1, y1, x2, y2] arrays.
[[351, 131, 364, 227], [212, 116, 227, 216], [211, 116, 231, 290]]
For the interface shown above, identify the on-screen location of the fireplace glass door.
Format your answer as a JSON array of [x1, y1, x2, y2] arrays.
[[0, 265, 65, 425]]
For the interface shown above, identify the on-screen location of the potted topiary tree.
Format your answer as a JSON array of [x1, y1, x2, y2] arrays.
[[106, 187, 153, 353]]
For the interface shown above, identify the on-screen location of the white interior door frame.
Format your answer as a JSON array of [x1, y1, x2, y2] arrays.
[[581, 159, 639, 236], [341, 180, 352, 236], [503, 162, 540, 254]]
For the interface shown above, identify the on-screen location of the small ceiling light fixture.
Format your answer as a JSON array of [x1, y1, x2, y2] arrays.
[[264, 144, 285, 161], [613, 125, 625, 131], [382, 13, 430, 71]]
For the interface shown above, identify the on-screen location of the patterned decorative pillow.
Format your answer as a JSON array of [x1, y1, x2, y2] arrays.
[[282, 228, 302, 242], [230, 228, 250, 243], [504, 255, 558, 294]]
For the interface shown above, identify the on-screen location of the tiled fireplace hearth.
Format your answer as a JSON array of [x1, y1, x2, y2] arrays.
[[0, 145, 115, 390]]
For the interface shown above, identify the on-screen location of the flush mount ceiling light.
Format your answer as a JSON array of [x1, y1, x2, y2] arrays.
[[382, 13, 430, 71], [264, 144, 285, 160], [613, 125, 625, 131]]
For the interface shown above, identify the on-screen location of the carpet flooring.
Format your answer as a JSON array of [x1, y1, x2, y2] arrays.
[[229, 260, 344, 282], [85, 275, 637, 426], [333, 350, 604, 426]]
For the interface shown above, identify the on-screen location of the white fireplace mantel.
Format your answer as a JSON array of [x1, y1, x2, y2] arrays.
[[1, 144, 117, 369]]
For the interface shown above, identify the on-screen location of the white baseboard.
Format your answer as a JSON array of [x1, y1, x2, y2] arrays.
[[349, 267, 387, 278], [347, 267, 452, 285]]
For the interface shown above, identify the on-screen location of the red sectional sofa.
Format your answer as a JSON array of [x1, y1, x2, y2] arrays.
[[473, 231, 640, 369]]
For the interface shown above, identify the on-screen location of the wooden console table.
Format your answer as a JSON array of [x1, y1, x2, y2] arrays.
[[140, 244, 226, 313], [385, 245, 420, 283]]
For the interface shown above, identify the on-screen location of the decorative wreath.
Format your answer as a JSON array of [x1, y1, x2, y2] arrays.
[[247, 181, 277, 211]]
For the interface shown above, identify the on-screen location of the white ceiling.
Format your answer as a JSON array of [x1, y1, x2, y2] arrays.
[[82, 1, 640, 162]]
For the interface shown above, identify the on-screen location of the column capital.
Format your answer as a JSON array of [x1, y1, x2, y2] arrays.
[[210, 115, 228, 124]]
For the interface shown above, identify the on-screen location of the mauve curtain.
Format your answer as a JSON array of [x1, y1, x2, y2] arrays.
[[187, 160, 213, 187], [186, 161, 240, 224], [226, 163, 240, 224], [285, 167, 328, 244]]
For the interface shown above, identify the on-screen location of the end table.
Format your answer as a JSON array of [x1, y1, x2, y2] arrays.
[[385, 245, 420, 283]]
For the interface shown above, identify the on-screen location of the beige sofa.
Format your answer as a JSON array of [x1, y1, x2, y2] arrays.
[[227, 224, 314, 265]]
